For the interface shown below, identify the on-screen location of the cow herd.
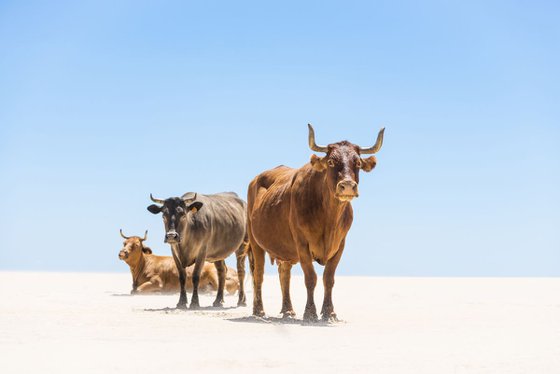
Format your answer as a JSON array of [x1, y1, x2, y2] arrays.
[[119, 125, 385, 322]]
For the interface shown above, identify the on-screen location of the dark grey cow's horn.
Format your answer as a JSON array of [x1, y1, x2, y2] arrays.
[[182, 192, 197, 203], [308, 124, 329, 153], [141, 231, 148, 242], [150, 194, 165, 205], [359, 128, 385, 154], [120, 229, 130, 240]]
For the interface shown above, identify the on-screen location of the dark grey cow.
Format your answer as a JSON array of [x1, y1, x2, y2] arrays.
[[147, 192, 248, 309]]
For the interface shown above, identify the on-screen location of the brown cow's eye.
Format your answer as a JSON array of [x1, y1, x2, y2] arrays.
[[327, 159, 335, 168]]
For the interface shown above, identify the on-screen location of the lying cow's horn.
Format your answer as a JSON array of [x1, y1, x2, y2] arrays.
[[308, 124, 329, 153], [182, 192, 197, 203], [150, 194, 165, 205], [141, 231, 148, 242], [120, 229, 130, 240], [359, 127, 385, 155]]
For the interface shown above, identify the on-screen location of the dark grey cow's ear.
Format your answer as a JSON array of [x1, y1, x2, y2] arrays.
[[187, 202, 203, 214], [147, 205, 163, 214]]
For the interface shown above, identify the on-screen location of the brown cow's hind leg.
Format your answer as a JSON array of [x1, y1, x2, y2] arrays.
[[213, 260, 226, 307], [278, 261, 295, 318], [249, 243, 266, 317]]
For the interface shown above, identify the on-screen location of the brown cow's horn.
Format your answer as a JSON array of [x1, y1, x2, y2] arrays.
[[308, 124, 329, 153], [359, 127, 385, 154], [120, 229, 130, 240], [150, 194, 165, 205], [182, 192, 197, 203], [142, 231, 148, 242]]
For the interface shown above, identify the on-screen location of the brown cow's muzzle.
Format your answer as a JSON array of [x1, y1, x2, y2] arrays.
[[336, 179, 359, 202], [119, 250, 128, 261]]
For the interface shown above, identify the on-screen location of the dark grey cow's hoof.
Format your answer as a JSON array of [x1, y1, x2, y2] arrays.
[[189, 303, 201, 310]]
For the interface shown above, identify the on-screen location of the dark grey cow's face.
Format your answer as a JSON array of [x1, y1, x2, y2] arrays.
[[147, 194, 203, 245]]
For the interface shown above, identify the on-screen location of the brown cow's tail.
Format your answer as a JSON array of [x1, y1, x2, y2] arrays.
[[235, 236, 253, 287]]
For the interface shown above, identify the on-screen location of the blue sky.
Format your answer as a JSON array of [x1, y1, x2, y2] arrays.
[[0, 0, 558, 276]]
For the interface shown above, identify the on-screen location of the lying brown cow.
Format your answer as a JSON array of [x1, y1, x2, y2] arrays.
[[118, 230, 240, 295]]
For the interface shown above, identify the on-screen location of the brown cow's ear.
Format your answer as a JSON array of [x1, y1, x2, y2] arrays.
[[142, 246, 153, 255], [188, 202, 203, 214], [310, 154, 327, 171], [360, 156, 377, 172]]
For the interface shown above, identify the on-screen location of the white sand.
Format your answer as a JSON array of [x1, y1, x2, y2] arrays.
[[0, 272, 559, 373]]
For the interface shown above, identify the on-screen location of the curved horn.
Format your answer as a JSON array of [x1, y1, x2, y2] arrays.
[[120, 229, 131, 240], [359, 127, 385, 154], [308, 124, 329, 153], [150, 193, 165, 205], [141, 230, 148, 242], [182, 192, 197, 203]]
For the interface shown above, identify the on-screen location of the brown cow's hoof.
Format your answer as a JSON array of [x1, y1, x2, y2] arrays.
[[303, 309, 318, 322], [237, 300, 247, 307], [322, 312, 339, 323], [281, 310, 296, 319], [176, 303, 188, 310], [213, 300, 224, 308], [253, 309, 266, 318]]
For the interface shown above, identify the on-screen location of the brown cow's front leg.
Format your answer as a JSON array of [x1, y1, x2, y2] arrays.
[[299, 247, 318, 322], [136, 281, 161, 294], [213, 260, 226, 307], [278, 261, 295, 318], [321, 240, 345, 322], [235, 245, 247, 307]]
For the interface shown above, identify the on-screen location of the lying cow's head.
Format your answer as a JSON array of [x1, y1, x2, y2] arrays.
[[147, 193, 203, 245], [119, 230, 152, 262], [308, 124, 384, 202]]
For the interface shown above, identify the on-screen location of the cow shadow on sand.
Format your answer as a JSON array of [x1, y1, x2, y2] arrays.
[[228, 315, 342, 327], [143, 306, 239, 313]]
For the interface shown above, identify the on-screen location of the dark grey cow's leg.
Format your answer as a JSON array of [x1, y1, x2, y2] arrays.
[[213, 260, 226, 307], [190, 255, 205, 310], [235, 245, 247, 307], [172, 253, 188, 309]]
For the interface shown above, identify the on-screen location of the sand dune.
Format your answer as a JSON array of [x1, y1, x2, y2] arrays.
[[0, 272, 558, 373]]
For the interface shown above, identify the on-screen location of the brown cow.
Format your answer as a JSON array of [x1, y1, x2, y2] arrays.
[[118, 230, 240, 295], [247, 124, 384, 321]]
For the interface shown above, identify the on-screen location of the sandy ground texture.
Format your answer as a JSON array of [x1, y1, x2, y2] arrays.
[[0, 272, 559, 373]]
